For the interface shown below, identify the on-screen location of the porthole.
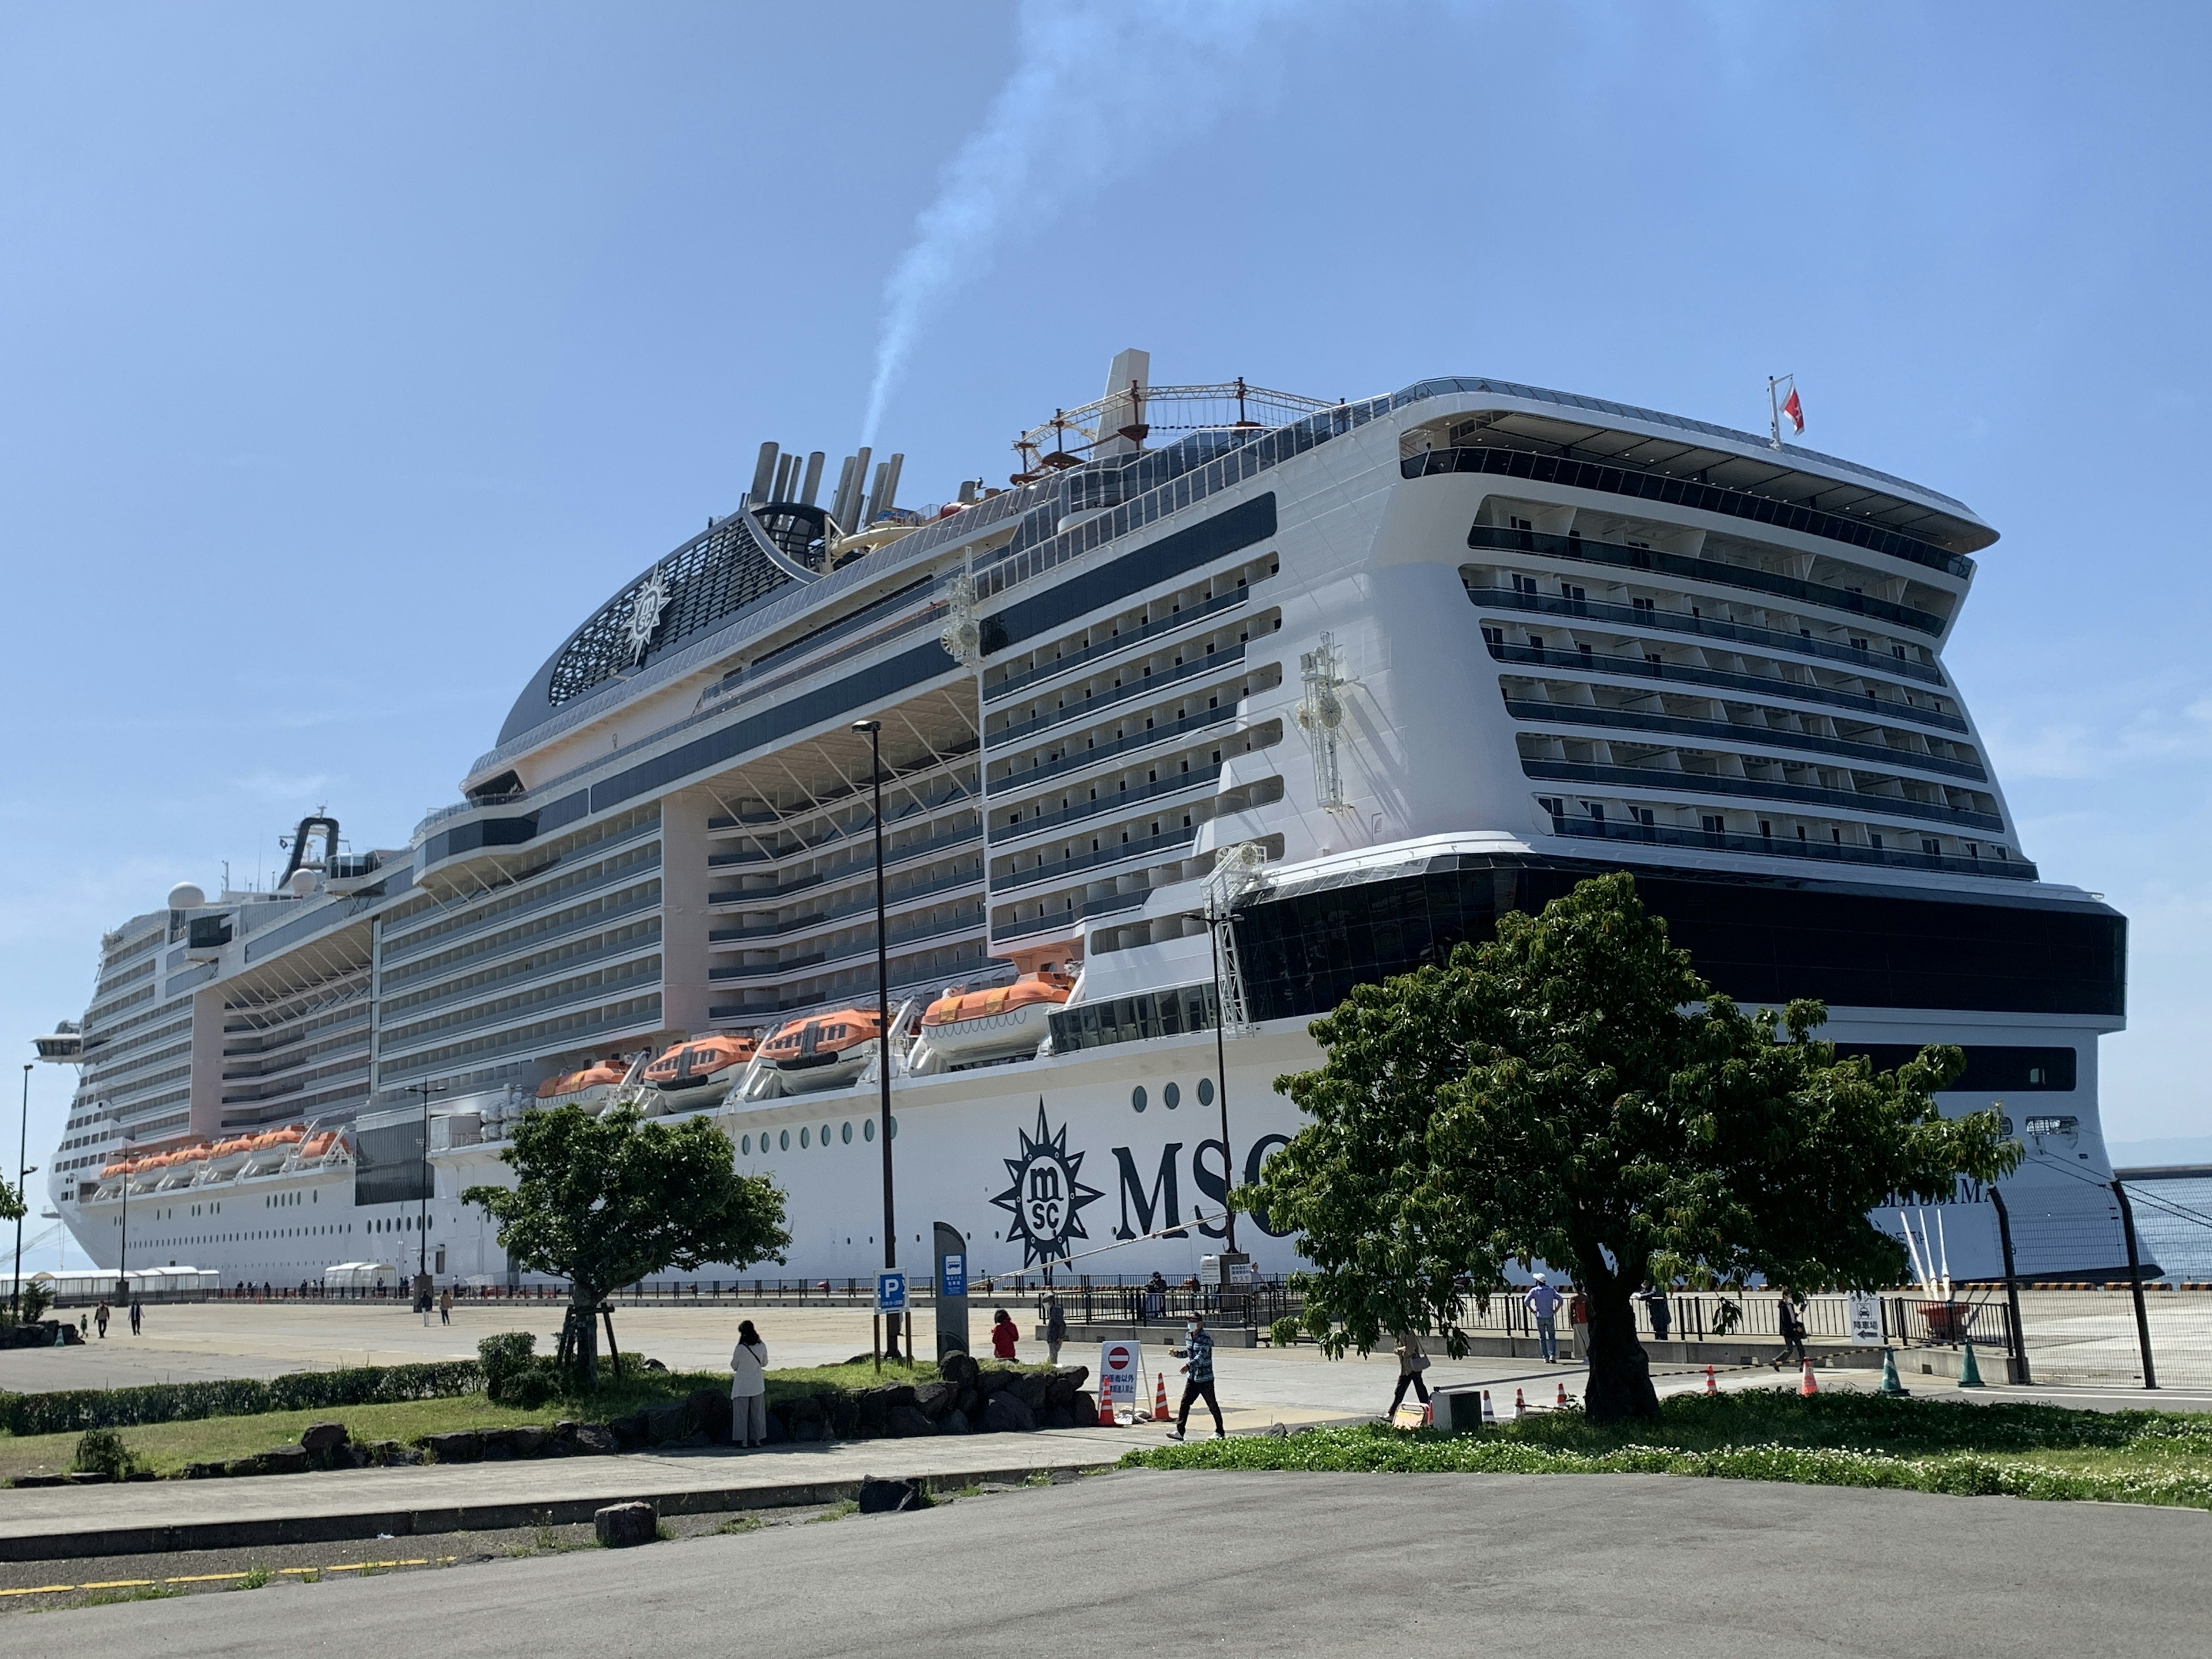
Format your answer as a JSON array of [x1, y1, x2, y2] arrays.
[[779, 1129, 790, 1152], [1198, 1077, 1215, 1106], [889, 1116, 899, 1139], [741, 1134, 751, 1154], [1131, 1086, 1148, 1113], [1164, 1081, 1181, 1109], [821, 1124, 831, 1147], [842, 1122, 853, 1144], [864, 1119, 876, 1142], [800, 1127, 810, 1148]]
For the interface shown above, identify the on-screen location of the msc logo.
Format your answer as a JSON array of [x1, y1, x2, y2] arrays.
[[992, 1101, 1103, 1268]]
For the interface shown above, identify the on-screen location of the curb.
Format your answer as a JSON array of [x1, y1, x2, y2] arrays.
[[0, 1457, 1111, 1563]]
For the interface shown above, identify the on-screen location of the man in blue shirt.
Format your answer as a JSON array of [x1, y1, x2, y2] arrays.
[[1525, 1274, 1563, 1363], [1166, 1313, 1224, 1440]]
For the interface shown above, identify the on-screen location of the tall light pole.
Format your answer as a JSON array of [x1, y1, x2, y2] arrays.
[[1179, 903, 1240, 1257], [116, 1131, 134, 1303], [851, 719, 900, 1359], [13, 1065, 29, 1323], [408, 1080, 445, 1324]]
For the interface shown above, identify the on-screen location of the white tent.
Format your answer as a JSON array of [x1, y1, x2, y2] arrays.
[[325, 1261, 398, 1290]]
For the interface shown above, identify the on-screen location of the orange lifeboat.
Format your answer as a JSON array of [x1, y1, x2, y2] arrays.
[[908, 966, 1073, 1075], [753, 1009, 882, 1096], [300, 1130, 339, 1160], [535, 1054, 634, 1109], [642, 1033, 757, 1111]]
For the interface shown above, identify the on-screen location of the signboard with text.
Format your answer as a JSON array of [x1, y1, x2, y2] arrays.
[[875, 1271, 907, 1314], [1844, 1292, 1883, 1345], [1099, 1339, 1144, 1406]]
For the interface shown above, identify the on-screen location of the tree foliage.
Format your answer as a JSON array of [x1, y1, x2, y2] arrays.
[[1249, 871, 2020, 1422], [464, 1104, 789, 1385]]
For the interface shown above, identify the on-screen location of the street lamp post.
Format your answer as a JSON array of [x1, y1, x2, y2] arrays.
[[1203, 913, 1238, 1256], [116, 1131, 134, 1303], [851, 719, 900, 1359], [13, 1065, 29, 1323], [408, 1080, 446, 1324]]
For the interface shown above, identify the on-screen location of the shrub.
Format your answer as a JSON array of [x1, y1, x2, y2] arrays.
[[479, 1332, 538, 1403], [0, 1361, 483, 1437], [71, 1426, 139, 1478], [16, 1282, 52, 1326]]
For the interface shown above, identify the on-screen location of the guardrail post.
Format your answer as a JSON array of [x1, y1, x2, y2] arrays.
[[2111, 1179, 2158, 1389], [1988, 1187, 2032, 1385]]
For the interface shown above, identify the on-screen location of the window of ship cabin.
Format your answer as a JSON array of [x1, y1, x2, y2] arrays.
[[1561, 583, 1585, 602], [1528, 636, 1544, 652], [1512, 574, 1539, 596], [1510, 516, 1535, 548], [1632, 597, 1655, 616], [1586, 804, 1604, 824], [1702, 816, 1724, 835], [1481, 626, 1503, 647]]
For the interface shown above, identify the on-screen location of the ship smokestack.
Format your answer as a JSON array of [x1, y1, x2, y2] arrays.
[[750, 441, 780, 506], [800, 450, 826, 507]]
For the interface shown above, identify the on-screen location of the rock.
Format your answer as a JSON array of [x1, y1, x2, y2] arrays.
[[686, 1389, 732, 1442], [182, 1463, 226, 1480], [827, 1395, 861, 1438], [1041, 1406, 1075, 1430], [1012, 1372, 1050, 1412], [594, 1501, 658, 1548], [64, 1470, 111, 1484], [855, 1476, 925, 1514], [1058, 1364, 1090, 1392], [259, 1445, 311, 1475], [956, 1387, 980, 1419], [10, 1474, 65, 1487], [913, 1380, 958, 1420], [1072, 1392, 1098, 1424], [940, 1408, 971, 1435], [982, 1391, 1037, 1434], [643, 1402, 689, 1445], [423, 1431, 482, 1464], [125, 1470, 157, 1482], [886, 1404, 938, 1438], [224, 1457, 264, 1478], [567, 1424, 617, 1457], [609, 1414, 648, 1450], [385, 1446, 423, 1467], [939, 1350, 979, 1387], [976, 1368, 1017, 1396], [791, 1418, 823, 1442], [300, 1422, 350, 1454], [504, 1425, 549, 1456], [1044, 1370, 1080, 1408]]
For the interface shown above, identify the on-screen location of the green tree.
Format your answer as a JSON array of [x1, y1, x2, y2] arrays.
[[463, 1104, 789, 1386], [1249, 871, 2018, 1423]]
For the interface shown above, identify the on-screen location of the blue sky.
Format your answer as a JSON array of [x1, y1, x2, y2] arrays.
[[3, 3, 2205, 1260]]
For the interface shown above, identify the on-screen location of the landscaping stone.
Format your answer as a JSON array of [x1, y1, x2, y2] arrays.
[[1012, 1372, 1050, 1412], [856, 1476, 925, 1514], [594, 1501, 657, 1548], [423, 1431, 482, 1464], [642, 1402, 688, 1445], [939, 1350, 979, 1387], [258, 1445, 311, 1475], [504, 1425, 550, 1456], [608, 1413, 648, 1450], [940, 1408, 972, 1435], [300, 1422, 350, 1454], [182, 1462, 226, 1480], [886, 1404, 938, 1438], [12, 1474, 65, 1487], [223, 1457, 263, 1478], [976, 1368, 1016, 1396], [913, 1380, 958, 1420], [1073, 1391, 1097, 1423], [567, 1423, 617, 1456], [983, 1391, 1037, 1434], [1041, 1406, 1075, 1429], [64, 1470, 112, 1484]]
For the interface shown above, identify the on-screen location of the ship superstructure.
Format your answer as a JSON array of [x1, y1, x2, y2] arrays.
[[46, 355, 2133, 1287]]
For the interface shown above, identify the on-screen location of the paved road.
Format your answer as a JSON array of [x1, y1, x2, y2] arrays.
[[5, 1469, 2204, 1656]]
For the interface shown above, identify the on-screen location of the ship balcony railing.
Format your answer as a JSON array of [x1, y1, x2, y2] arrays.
[[707, 823, 982, 904], [707, 950, 995, 1022], [986, 644, 1248, 753], [993, 887, 1152, 944], [378, 842, 664, 966], [379, 929, 664, 1024], [1548, 812, 2038, 881], [1408, 444, 1976, 582], [705, 753, 981, 847], [991, 764, 1223, 848], [707, 866, 985, 945], [1465, 523, 1947, 636], [993, 825, 1200, 896], [377, 997, 664, 1084], [1503, 700, 1987, 783], [706, 915, 986, 983], [1521, 758, 2006, 834], [986, 703, 1244, 797], [377, 885, 664, 997], [375, 958, 665, 1063], [707, 810, 978, 871], [984, 587, 1252, 706], [1464, 585, 1946, 687], [1487, 641, 1968, 735]]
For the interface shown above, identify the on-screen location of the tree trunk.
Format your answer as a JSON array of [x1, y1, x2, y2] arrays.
[[568, 1287, 601, 1389], [1577, 1267, 1661, 1423]]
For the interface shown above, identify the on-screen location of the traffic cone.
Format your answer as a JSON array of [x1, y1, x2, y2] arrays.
[[1153, 1370, 1171, 1421], [1704, 1365, 1717, 1395], [1555, 1380, 1569, 1408], [1099, 1384, 1116, 1426], [1480, 1389, 1497, 1426], [1798, 1358, 1819, 1397], [1513, 1388, 1527, 1419], [1878, 1347, 1909, 1396], [1959, 1342, 1985, 1388]]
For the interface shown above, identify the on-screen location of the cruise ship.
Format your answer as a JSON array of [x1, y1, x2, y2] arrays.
[[43, 354, 2135, 1290]]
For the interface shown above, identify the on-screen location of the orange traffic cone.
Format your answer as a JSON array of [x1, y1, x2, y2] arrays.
[[1513, 1387, 1527, 1419], [1099, 1384, 1116, 1426], [1704, 1365, 1717, 1395], [1153, 1370, 1171, 1421], [1480, 1389, 1497, 1426], [1799, 1358, 1819, 1397], [1555, 1381, 1569, 1408]]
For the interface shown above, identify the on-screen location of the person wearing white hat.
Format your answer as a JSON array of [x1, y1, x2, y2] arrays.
[[1524, 1273, 1563, 1363]]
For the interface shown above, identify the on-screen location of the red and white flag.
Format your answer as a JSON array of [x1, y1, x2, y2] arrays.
[[1782, 386, 1805, 434]]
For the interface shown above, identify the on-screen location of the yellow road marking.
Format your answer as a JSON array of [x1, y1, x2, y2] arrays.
[[0, 1556, 453, 1597]]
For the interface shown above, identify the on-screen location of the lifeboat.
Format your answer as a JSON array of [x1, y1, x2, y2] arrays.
[[202, 1134, 257, 1175], [154, 1144, 210, 1190], [747, 1009, 882, 1098], [239, 1126, 305, 1177], [534, 1055, 632, 1111], [300, 1129, 342, 1162], [907, 965, 1074, 1075], [642, 1033, 757, 1112]]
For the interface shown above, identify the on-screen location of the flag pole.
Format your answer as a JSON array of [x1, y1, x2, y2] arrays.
[[1767, 376, 1782, 449]]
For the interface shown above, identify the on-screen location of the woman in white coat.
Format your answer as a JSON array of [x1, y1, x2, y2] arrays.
[[730, 1319, 768, 1448]]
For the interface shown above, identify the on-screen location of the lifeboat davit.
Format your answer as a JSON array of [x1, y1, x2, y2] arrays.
[[907, 967, 1074, 1075], [748, 1009, 882, 1098], [642, 1033, 757, 1112], [535, 1055, 632, 1111]]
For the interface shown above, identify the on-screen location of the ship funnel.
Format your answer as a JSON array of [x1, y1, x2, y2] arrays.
[[1093, 347, 1152, 460], [750, 442, 780, 505], [863, 453, 905, 525], [800, 451, 826, 507], [830, 453, 861, 528]]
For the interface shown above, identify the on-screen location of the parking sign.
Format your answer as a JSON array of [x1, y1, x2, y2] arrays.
[[876, 1270, 907, 1313]]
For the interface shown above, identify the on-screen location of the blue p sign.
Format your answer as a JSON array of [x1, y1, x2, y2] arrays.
[[875, 1271, 907, 1313]]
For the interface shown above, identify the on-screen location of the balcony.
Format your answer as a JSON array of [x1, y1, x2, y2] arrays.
[[992, 764, 1222, 846], [1503, 700, 1987, 782], [1547, 812, 2037, 881], [986, 642, 1248, 751], [1521, 759, 2005, 833], [987, 704, 1244, 797], [984, 586, 1252, 704], [993, 825, 1199, 895]]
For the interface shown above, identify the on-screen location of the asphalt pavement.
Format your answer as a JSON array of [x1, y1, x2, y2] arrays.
[[2, 1468, 2203, 1656]]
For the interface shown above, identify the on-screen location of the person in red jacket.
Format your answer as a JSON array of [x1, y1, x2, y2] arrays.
[[990, 1306, 1020, 1361]]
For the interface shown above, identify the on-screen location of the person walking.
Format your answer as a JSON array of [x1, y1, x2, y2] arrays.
[[128, 1297, 142, 1336], [990, 1306, 1020, 1361], [1639, 1283, 1672, 1344], [1524, 1274, 1562, 1362], [1568, 1290, 1590, 1362], [1389, 1330, 1431, 1416], [730, 1319, 768, 1448], [94, 1300, 109, 1340], [1167, 1313, 1224, 1440], [438, 1286, 453, 1326], [1773, 1295, 1808, 1369], [1044, 1294, 1067, 1365]]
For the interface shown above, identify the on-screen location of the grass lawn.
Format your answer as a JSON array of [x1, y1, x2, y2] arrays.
[[1124, 1389, 2212, 1510]]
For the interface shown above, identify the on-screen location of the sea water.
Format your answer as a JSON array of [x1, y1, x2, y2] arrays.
[[2123, 1177, 2212, 1282]]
